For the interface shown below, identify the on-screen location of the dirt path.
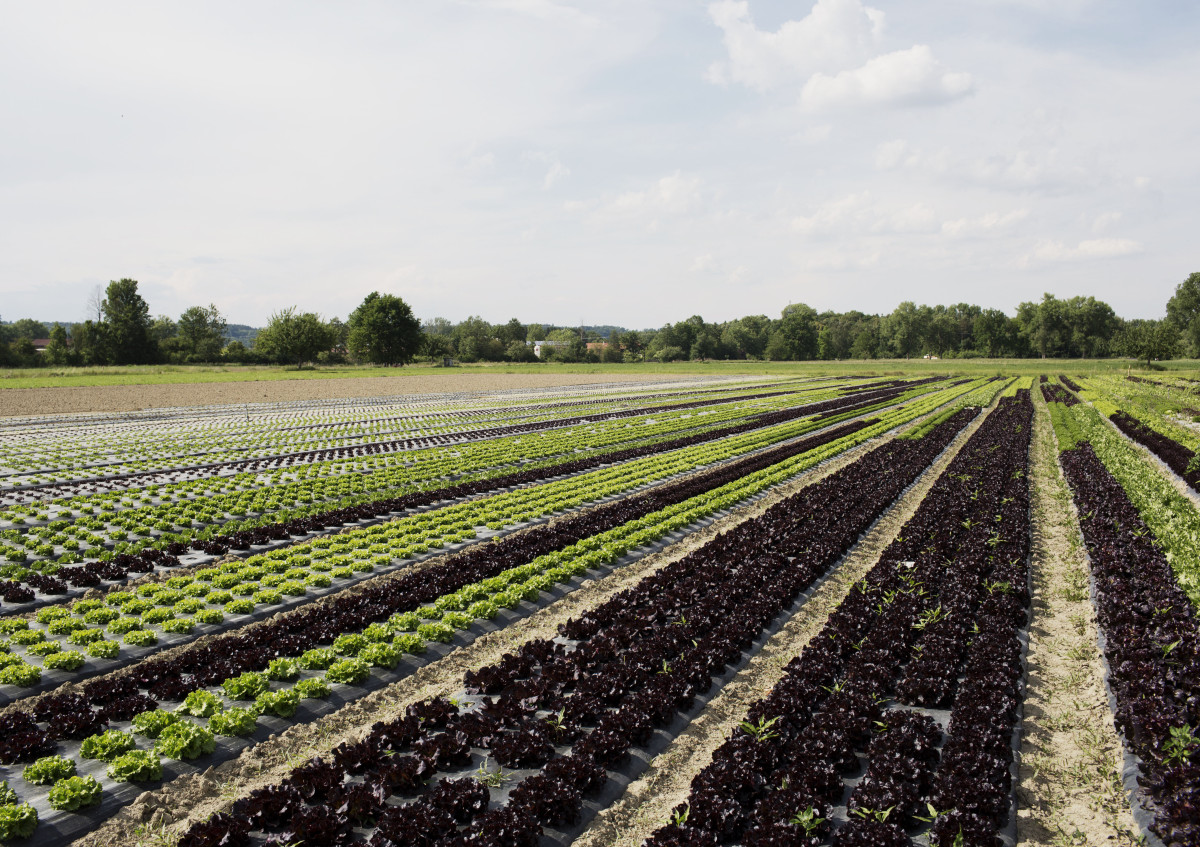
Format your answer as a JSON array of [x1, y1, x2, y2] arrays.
[[1014, 393, 1139, 845], [573, 393, 999, 847], [78, 400, 937, 847], [0, 373, 675, 417]]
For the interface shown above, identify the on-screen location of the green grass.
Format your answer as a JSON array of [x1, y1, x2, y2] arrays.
[[2, 357, 1197, 389]]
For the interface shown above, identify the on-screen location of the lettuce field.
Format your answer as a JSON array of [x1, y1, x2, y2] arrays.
[[0, 372, 1197, 847]]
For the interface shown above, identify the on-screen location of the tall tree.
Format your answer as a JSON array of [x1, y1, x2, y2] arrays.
[[973, 309, 1014, 357], [101, 278, 157, 364], [10, 319, 48, 340], [347, 292, 422, 366], [776, 303, 820, 360], [882, 301, 926, 357], [71, 320, 108, 365], [1120, 319, 1179, 367], [1166, 272, 1200, 356], [44, 324, 72, 366], [254, 307, 332, 368], [177, 304, 228, 362]]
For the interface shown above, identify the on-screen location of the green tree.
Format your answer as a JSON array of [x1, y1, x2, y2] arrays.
[[720, 315, 770, 360], [10, 319, 48, 341], [495, 318, 527, 347], [177, 305, 227, 363], [506, 340, 537, 362], [101, 278, 157, 364], [71, 320, 108, 365], [44, 324, 72, 366], [621, 330, 644, 359], [221, 340, 253, 364], [881, 301, 927, 358], [254, 307, 333, 368], [775, 304, 820, 360], [1166, 272, 1200, 356], [973, 309, 1014, 357], [849, 318, 881, 359], [8, 337, 37, 367], [1120, 319, 1179, 367], [346, 293, 422, 366]]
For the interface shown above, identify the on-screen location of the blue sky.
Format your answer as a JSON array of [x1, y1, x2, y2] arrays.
[[2, 0, 1196, 328]]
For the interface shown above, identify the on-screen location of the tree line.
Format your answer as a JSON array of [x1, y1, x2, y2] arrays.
[[3, 273, 1198, 368]]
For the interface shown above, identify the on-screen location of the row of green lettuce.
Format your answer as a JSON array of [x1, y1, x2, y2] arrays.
[[1046, 379, 1200, 607], [0, 380, 954, 689], [0, 378, 1000, 838]]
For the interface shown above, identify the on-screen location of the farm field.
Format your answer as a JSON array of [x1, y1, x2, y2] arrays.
[[0, 370, 1197, 847]]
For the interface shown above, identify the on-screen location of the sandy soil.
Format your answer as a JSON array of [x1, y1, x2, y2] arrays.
[[1015, 395, 1139, 846], [0, 373, 671, 417], [575, 392, 997, 847], [77, 399, 929, 847]]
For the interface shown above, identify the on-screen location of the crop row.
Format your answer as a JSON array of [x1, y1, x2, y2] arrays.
[[166, 398, 986, 847], [0, 380, 772, 481], [0, 402, 886, 695], [1059, 443, 1200, 845], [0, 381, 872, 570], [0, 379, 935, 615], [0, 383, 990, 840], [0, 378, 986, 691], [0, 380, 803, 483], [1046, 383, 1200, 607], [647, 391, 1033, 846], [1, 383, 822, 501], [1040, 383, 1200, 844]]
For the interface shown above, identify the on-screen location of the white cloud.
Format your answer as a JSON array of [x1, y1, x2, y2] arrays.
[[874, 139, 915, 170], [791, 191, 938, 236], [523, 151, 571, 189], [602, 172, 703, 217], [706, 0, 885, 90], [875, 141, 1091, 193], [465, 152, 496, 173], [1026, 238, 1144, 264], [543, 160, 570, 189], [793, 124, 833, 144], [800, 45, 973, 110], [796, 247, 882, 271], [941, 209, 1029, 237], [1091, 211, 1122, 232]]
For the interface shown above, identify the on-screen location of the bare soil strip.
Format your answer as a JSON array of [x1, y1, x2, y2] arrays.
[[569, 390, 1000, 847], [1014, 393, 1139, 846], [76, 396, 940, 847], [0, 373, 673, 417]]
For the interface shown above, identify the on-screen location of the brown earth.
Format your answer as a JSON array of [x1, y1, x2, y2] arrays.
[[1015, 393, 1139, 845], [0, 373, 674, 417]]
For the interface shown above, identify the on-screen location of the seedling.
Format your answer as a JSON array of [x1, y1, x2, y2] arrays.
[[1163, 724, 1198, 767], [544, 709, 567, 733], [671, 804, 690, 827], [914, 803, 953, 823], [739, 716, 780, 742], [789, 807, 826, 836], [914, 605, 947, 631], [472, 757, 510, 788], [851, 806, 895, 824]]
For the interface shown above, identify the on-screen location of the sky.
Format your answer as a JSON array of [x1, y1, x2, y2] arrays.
[[2, 0, 1197, 329]]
